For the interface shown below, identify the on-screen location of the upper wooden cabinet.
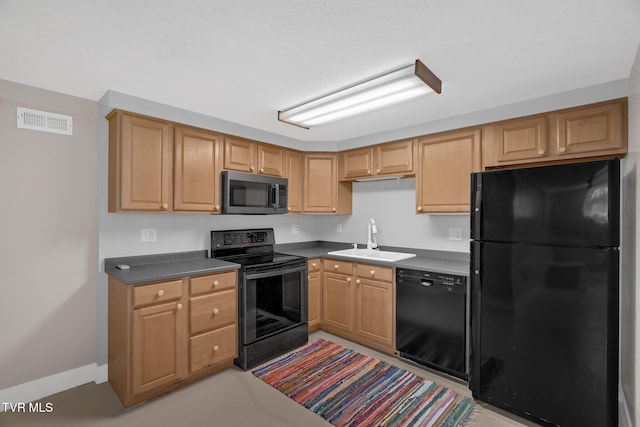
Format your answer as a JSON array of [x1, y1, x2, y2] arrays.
[[303, 153, 352, 214], [108, 111, 173, 212], [341, 139, 414, 180], [285, 150, 303, 213], [174, 126, 222, 213], [554, 101, 625, 156], [494, 116, 548, 163], [223, 137, 284, 176], [416, 128, 482, 214], [483, 99, 627, 168]]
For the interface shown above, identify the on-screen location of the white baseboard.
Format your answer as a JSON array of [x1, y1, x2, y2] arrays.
[[0, 363, 108, 412], [620, 384, 633, 427]]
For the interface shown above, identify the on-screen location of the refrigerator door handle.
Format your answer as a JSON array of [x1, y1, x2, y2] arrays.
[[471, 173, 482, 240]]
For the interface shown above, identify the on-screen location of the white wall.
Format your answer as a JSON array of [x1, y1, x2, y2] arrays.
[[621, 42, 640, 427], [0, 80, 98, 389]]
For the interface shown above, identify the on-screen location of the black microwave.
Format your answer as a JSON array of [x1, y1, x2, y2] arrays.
[[221, 171, 288, 214]]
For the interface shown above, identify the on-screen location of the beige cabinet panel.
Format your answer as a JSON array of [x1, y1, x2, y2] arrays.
[[556, 102, 624, 156], [374, 139, 414, 176], [224, 137, 257, 173], [304, 153, 352, 214], [257, 144, 285, 176], [355, 279, 393, 347], [108, 111, 172, 212], [342, 147, 374, 179], [131, 301, 186, 395], [416, 129, 481, 213], [285, 150, 303, 213], [495, 117, 548, 163], [323, 272, 354, 334], [174, 126, 221, 213]]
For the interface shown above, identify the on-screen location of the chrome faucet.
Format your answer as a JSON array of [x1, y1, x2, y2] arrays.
[[367, 218, 379, 250]]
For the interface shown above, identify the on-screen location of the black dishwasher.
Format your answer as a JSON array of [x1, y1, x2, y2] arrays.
[[396, 268, 467, 380]]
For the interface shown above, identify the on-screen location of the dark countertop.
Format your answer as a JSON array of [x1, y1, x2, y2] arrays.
[[275, 241, 470, 276], [104, 250, 240, 285]]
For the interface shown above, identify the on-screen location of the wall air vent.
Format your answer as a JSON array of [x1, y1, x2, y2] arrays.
[[17, 107, 73, 135]]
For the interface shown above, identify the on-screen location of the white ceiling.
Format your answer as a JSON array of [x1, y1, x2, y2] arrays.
[[1, 0, 639, 142]]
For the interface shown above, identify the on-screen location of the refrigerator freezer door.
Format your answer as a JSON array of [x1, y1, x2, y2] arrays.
[[470, 241, 619, 426], [471, 159, 619, 247]]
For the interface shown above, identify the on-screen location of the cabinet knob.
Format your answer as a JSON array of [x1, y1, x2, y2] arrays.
[[356, 279, 361, 284], [213, 308, 219, 315], [370, 270, 375, 277], [376, 168, 381, 173], [559, 147, 566, 153], [213, 280, 219, 287], [308, 275, 310, 280], [160, 203, 168, 210], [538, 149, 545, 155], [215, 205, 220, 211], [213, 345, 220, 352], [334, 264, 339, 270], [417, 206, 423, 212], [177, 303, 183, 310], [260, 168, 264, 173], [347, 277, 352, 283], [157, 290, 165, 297], [250, 166, 255, 171], [367, 170, 371, 175], [332, 207, 337, 212], [312, 263, 317, 268], [288, 206, 292, 211]]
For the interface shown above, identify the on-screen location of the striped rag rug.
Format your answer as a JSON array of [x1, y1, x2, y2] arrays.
[[252, 338, 475, 426]]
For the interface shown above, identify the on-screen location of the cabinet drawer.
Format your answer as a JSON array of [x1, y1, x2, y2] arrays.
[[308, 258, 322, 272], [324, 259, 353, 275], [190, 289, 237, 335], [190, 270, 237, 296], [190, 324, 237, 373], [133, 279, 183, 307], [356, 264, 393, 282]]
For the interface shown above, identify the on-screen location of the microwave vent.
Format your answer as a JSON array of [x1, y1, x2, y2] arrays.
[[17, 107, 73, 135]]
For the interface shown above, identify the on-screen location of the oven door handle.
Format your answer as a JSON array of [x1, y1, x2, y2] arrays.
[[244, 265, 307, 280]]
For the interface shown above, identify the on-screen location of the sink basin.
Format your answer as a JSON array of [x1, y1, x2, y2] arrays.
[[326, 248, 416, 262]]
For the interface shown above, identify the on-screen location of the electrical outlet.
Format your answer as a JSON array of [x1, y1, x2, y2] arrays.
[[291, 225, 300, 234], [336, 223, 343, 233], [141, 228, 157, 243], [448, 228, 463, 241]]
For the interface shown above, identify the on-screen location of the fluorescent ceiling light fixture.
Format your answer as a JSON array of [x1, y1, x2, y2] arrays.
[[278, 59, 441, 129]]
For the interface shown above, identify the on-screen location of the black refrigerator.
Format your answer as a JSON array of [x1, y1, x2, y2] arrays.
[[469, 159, 619, 427]]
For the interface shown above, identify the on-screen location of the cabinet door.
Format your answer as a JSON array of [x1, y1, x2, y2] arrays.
[[323, 272, 354, 334], [223, 137, 257, 173], [342, 147, 374, 179], [285, 150, 303, 213], [556, 102, 624, 156], [174, 127, 221, 212], [374, 139, 414, 176], [355, 278, 393, 347], [131, 301, 186, 395], [116, 114, 172, 211], [304, 153, 337, 213], [416, 129, 481, 213], [308, 270, 322, 332], [257, 144, 285, 176], [495, 117, 548, 162]]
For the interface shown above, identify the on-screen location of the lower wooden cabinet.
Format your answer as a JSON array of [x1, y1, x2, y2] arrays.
[[108, 269, 238, 408], [307, 258, 322, 332], [321, 259, 395, 354]]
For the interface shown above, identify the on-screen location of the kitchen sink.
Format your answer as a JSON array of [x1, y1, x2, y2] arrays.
[[326, 248, 416, 262]]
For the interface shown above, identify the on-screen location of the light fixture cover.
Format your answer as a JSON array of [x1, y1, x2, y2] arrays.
[[278, 59, 441, 129]]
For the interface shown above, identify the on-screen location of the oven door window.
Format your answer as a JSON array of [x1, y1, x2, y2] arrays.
[[244, 267, 306, 345]]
